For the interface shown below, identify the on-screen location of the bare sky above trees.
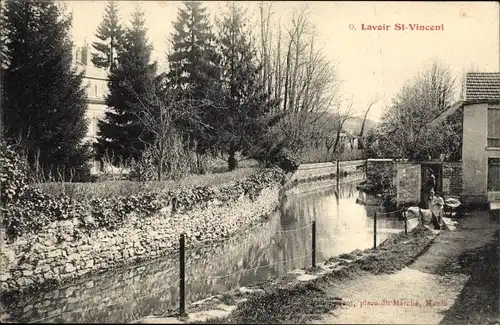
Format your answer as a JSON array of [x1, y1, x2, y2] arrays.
[[66, 1, 499, 121]]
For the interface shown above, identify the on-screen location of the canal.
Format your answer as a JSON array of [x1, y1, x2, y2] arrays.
[[1, 178, 406, 323]]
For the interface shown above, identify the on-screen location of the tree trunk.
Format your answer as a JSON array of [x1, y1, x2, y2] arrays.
[[157, 148, 164, 181], [228, 147, 238, 171], [332, 130, 342, 157]]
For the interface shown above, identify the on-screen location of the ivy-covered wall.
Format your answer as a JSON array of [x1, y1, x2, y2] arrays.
[[0, 145, 286, 296]]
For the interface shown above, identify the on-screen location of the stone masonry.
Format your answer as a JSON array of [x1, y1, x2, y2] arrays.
[[0, 186, 281, 296]]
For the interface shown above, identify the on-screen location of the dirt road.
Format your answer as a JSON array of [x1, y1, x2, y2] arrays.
[[313, 211, 499, 325]]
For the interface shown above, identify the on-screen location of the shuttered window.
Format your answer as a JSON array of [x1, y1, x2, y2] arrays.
[[487, 106, 500, 147], [488, 157, 500, 191]]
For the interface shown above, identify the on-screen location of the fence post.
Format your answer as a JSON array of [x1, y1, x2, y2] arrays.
[[404, 215, 408, 235], [312, 221, 316, 267], [336, 160, 340, 188], [179, 233, 186, 316], [373, 212, 377, 249]]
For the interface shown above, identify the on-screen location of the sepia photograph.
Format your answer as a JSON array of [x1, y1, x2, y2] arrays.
[[0, 0, 499, 324]]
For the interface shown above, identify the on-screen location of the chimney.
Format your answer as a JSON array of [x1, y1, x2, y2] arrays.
[[81, 38, 89, 66], [75, 47, 81, 65]]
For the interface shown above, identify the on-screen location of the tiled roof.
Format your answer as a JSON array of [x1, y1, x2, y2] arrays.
[[465, 72, 500, 102]]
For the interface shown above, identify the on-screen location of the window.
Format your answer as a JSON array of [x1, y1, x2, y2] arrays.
[[487, 106, 500, 147], [488, 158, 500, 191]]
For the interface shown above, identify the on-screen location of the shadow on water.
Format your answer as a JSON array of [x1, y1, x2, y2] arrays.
[[2, 177, 406, 323]]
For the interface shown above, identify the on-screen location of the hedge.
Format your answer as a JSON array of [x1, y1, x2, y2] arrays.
[[1, 145, 286, 242]]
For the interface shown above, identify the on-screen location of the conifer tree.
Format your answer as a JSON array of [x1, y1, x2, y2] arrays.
[[167, 1, 221, 154], [96, 7, 158, 163], [216, 3, 278, 170], [91, 0, 124, 70], [2, 0, 91, 180]]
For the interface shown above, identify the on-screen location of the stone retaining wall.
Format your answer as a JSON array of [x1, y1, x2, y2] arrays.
[[292, 162, 337, 182], [0, 186, 281, 296], [442, 162, 462, 198], [291, 161, 365, 183], [396, 163, 421, 206]]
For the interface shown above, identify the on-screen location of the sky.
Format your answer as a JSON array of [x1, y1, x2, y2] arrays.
[[65, 1, 499, 122]]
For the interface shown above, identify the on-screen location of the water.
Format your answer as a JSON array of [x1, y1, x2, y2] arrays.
[[2, 178, 406, 323]]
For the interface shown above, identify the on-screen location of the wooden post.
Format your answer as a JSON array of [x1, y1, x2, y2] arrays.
[[373, 212, 377, 249], [336, 160, 340, 189], [179, 233, 186, 316], [312, 221, 316, 267], [404, 215, 408, 235]]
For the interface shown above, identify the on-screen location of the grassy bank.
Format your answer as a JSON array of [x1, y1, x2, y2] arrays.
[[184, 228, 437, 324], [34, 168, 257, 200], [440, 230, 499, 325]]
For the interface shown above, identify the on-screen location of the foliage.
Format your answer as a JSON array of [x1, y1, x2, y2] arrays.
[[364, 60, 459, 161], [96, 7, 158, 164], [34, 168, 258, 200], [128, 144, 157, 181], [4, 167, 284, 241], [253, 5, 343, 162], [91, 0, 125, 70], [214, 2, 279, 171], [0, 144, 29, 204], [167, 1, 221, 155], [2, 0, 91, 181]]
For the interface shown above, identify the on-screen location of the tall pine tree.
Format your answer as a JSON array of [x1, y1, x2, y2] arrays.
[[167, 1, 220, 155], [2, 0, 91, 180], [91, 0, 124, 70], [96, 7, 158, 164], [216, 3, 278, 170]]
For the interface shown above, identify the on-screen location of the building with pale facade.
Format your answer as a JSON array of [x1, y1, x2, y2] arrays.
[[429, 72, 500, 206], [72, 41, 108, 173]]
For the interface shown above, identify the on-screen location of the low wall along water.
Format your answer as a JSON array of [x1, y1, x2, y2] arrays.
[[0, 174, 283, 297]]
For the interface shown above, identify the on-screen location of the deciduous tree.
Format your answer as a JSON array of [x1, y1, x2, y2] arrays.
[[366, 60, 458, 160]]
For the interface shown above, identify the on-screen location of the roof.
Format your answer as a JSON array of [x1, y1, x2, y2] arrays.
[[427, 72, 500, 128], [426, 101, 464, 128], [74, 63, 108, 80], [465, 72, 500, 102]]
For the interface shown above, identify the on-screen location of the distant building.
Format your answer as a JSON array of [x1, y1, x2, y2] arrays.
[[429, 72, 500, 205], [72, 40, 109, 173]]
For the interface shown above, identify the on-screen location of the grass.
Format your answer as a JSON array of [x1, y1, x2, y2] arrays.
[[201, 282, 341, 324], [345, 227, 436, 275], [194, 227, 437, 324], [440, 230, 499, 325], [33, 167, 258, 201]]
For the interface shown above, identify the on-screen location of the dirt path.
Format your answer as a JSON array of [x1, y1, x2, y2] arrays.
[[312, 211, 499, 325]]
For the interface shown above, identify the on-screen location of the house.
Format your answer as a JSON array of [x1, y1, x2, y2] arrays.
[[429, 72, 500, 205], [72, 41, 109, 174]]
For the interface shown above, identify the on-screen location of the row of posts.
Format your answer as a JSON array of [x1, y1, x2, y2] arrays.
[[178, 221, 317, 316], [372, 212, 408, 249], [179, 211, 409, 316]]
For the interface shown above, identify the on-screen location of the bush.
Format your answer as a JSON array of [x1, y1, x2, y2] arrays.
[[0, 144, 30, 204], [274, 149, 300, 173], [34, 168, 258, 201]]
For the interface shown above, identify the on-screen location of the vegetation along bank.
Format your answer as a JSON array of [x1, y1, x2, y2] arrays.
[[0, 145, 287, 298]]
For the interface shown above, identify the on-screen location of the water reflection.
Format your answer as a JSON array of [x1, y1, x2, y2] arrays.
[[2, 178, 405, 324]]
